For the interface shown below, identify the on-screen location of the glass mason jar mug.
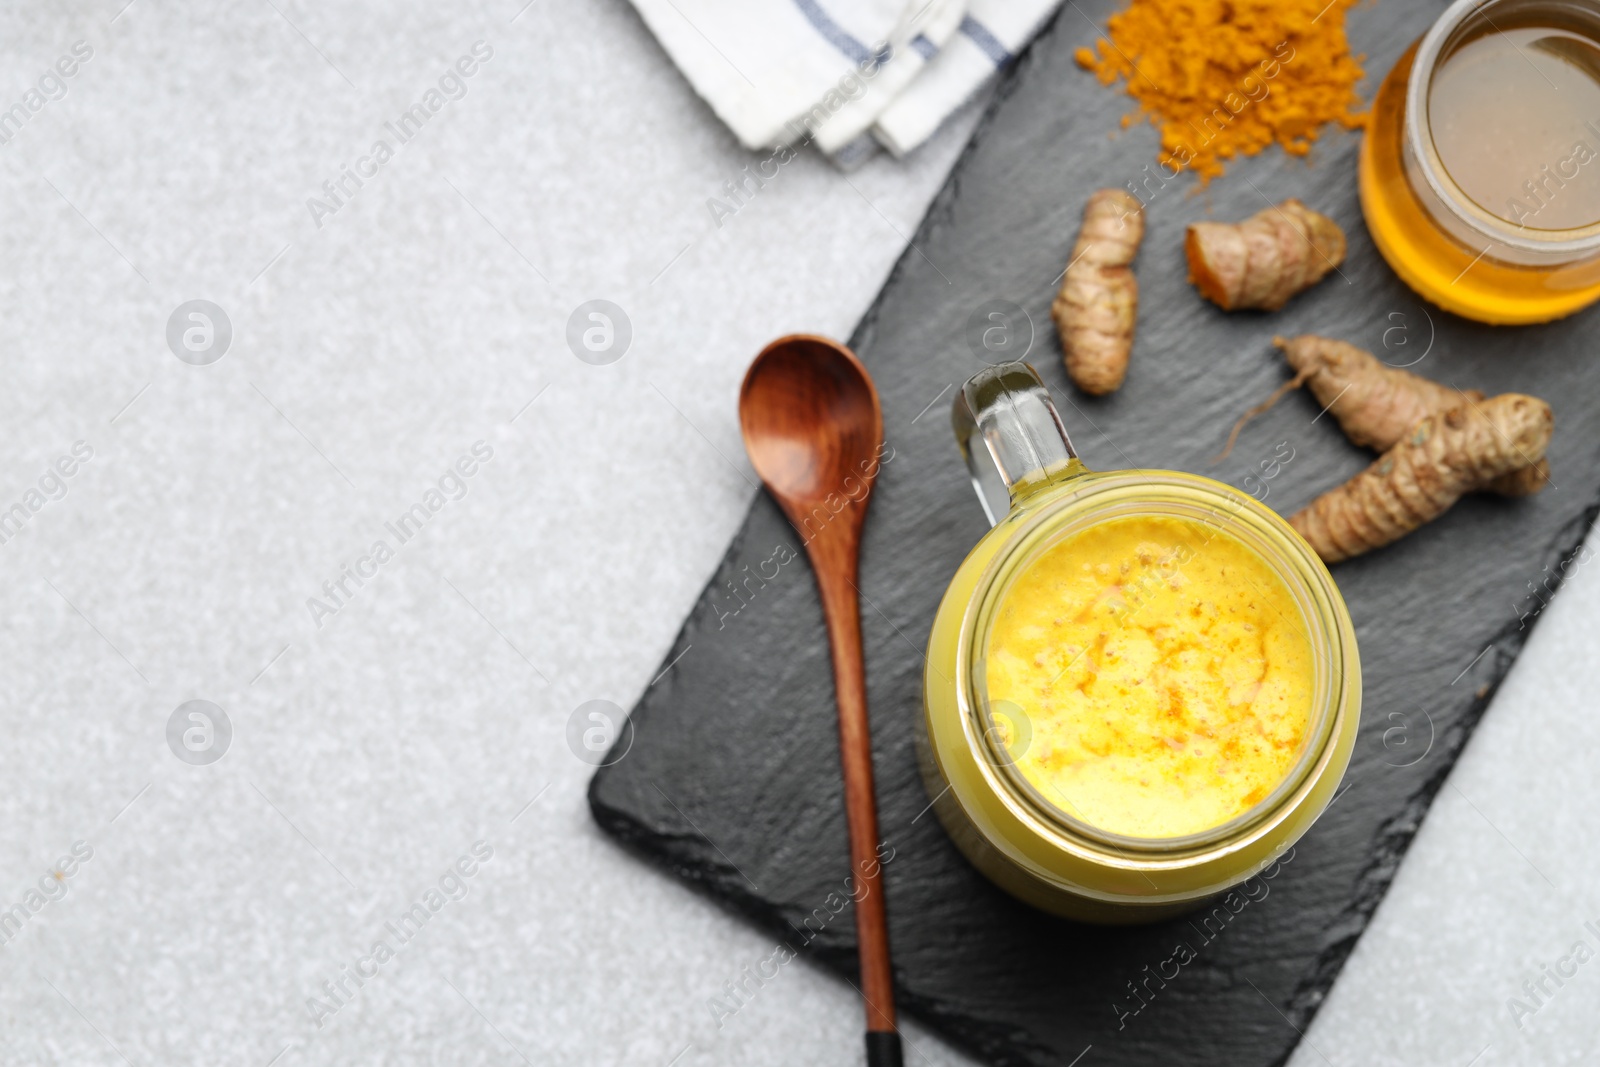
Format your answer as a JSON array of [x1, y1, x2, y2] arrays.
[[918, 364, 1361, 923]]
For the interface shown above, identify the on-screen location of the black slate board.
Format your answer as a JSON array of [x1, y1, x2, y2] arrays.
[[591, 3, 1600, 1064]]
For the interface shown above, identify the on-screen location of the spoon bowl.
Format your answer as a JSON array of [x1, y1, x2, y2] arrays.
[[739, 334, 884, 516]]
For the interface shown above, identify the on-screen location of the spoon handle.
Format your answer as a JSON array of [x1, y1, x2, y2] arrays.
[[811, 547, 901, 1065]]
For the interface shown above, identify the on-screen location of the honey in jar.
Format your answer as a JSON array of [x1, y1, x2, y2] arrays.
[[1362, 0, 1600, 323]]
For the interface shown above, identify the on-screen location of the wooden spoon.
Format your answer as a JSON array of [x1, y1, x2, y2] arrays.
[[739, 334, 902, 1067]]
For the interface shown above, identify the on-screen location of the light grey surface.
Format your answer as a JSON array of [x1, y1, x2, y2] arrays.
[[0, 2, 983, 1064], [5, 2, 1595, 1066], [1290, 549, 1600, 1067]]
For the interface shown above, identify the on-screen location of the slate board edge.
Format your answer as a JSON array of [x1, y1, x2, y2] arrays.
[[590, 784, 1051, 1067], [585, 524, 1058, 1067]]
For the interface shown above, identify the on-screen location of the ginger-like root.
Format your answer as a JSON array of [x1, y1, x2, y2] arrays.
[[1276, 335, 1466, 449], [1489, 458, 1552, 497], [1187, 200, 1345, 311], [1276, 335, 1550, 498], [1290, 394, 1554, 563], [1053, 188, 1144, 395], [1217, 335, 1552, 498]]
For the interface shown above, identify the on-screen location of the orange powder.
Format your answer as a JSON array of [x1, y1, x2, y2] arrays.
[[1076, 0, 1369, 183]]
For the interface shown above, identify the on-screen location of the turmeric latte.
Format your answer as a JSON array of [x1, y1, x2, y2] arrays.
[[984, 515, 1314, 838]]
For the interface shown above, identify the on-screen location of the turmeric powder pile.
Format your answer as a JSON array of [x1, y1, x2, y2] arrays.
[[1077, 0, 1368, 183]]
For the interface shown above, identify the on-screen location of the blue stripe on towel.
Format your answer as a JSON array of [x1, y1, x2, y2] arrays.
[[790, 0, 873, 64], [911, 33, 938, 60], [960, 16, 1012, 66]]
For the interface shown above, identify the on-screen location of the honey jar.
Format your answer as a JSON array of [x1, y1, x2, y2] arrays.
[[1362, 0, 1600, 323]]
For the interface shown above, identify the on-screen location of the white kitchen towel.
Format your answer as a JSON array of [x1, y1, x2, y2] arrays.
[[627, 0, 965, 152], [808, 0, 967, 155], [874, 0, 1064, 156]]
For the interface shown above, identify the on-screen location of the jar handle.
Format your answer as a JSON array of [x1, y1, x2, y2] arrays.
[[951, 362, 1085, 527]]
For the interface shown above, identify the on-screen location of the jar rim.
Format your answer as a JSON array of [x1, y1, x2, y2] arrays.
[[1406, 0, 1600, 258], [956, 471, 1354, 861]]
